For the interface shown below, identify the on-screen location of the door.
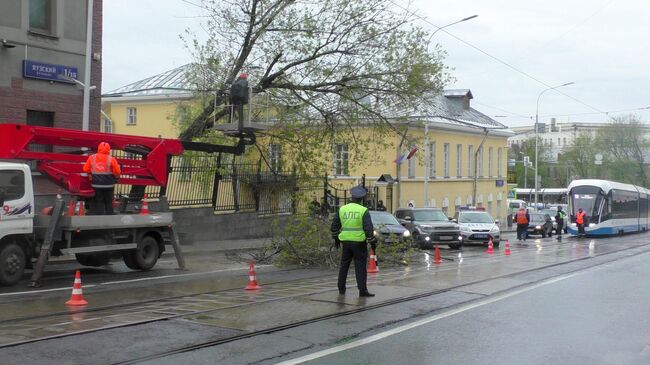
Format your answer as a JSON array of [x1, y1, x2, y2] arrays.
[[0, 168, 34, 237]]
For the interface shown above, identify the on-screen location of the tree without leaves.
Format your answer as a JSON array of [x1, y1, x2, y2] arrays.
[[179, 0, 450, 154]]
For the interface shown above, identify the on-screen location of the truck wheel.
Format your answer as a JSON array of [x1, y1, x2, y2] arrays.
[[123, 251, 140, 270], [132, 235, 160, 270], [0, 243, 26, 286], [75, 253, 111, 267]]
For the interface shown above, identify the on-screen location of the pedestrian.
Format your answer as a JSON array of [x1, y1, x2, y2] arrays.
[[83, 142, 121, 215], [514, 207, 530, 242], [309, 196, 321, 218], [576, 207, 587, 238], [331, 185, 376, 297], [376, 200, 387, 211], [555, 207, 566, 241]]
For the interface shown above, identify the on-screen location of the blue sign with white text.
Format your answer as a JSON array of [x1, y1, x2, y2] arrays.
[[22, 60, 78, 83]]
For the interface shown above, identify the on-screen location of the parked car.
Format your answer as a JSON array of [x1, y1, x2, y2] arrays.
[[368, 211, 412, 245], [394, 208, 462, 249], [453, 210, 501, 247], [526, 213, 554, 238]]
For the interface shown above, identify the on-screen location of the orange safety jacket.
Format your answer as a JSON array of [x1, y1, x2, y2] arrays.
[[576, 211, 586, 224], [83, 142, 121, 188], [516, 210, 528, 224]]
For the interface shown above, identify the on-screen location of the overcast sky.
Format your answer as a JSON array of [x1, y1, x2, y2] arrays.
[[103, 0, 650, 127]]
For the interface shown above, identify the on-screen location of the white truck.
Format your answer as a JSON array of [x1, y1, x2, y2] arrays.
[[0, 124, 187, 286]]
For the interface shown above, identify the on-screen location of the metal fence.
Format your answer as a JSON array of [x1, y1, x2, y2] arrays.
[[112, 150, 320, 216]]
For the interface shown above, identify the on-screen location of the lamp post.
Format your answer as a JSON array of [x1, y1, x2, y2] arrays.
[[427, 15, 478, 44], [534, 81, 574, 210]]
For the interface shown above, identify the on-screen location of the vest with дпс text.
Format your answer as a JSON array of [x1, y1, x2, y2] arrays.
[[338, 203, 368, 242]]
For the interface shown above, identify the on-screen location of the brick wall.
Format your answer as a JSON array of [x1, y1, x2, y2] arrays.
[[0, 0, 103, 131]]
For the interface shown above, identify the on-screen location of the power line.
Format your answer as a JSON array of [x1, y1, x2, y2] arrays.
[[388, 1, 607, 115]]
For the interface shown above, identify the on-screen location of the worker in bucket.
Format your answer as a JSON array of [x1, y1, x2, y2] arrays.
[[331, 185, 376, 297], [83, 142, 121, 215]]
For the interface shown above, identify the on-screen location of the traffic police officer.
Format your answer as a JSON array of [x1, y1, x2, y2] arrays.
[[331, 186, 376, 297]]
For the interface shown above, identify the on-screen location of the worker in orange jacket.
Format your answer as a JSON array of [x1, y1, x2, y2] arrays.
[[576, 208, 587, 238], [83, 142, 121, 215]]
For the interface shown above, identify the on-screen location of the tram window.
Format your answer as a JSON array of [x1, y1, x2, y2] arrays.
[[641, 195, 648, 219], [611, 189, 639, 219]]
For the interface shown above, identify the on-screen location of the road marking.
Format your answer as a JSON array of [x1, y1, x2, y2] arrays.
[[0, 266, 270, 297], [275, 270, 583, 365]]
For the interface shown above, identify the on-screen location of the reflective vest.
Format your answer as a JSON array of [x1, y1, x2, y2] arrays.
[[516, 210, 528, 224], [557, 211, 566, 220], [338, 203, 368, 242], [576, 211, 586, 224], [90, 154, 117, 188]]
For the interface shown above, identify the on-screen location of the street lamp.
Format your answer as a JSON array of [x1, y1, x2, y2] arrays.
[[427, 15, 478, 44], [534, 81, 574, 210]]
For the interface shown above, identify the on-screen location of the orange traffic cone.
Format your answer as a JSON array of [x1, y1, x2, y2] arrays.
[[244, 260, 262, 290], [486, 239, 494, 255], [67, 198, 76, 216], [504, 240, 511, 255], [434, 244, 442, 264], [139, 194, 150, 215], [77, 201, 86, 216], [65, 270, 88, 306], [367, 249, 379, 273]]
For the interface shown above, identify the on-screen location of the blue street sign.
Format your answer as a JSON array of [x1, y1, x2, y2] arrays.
[[22, 60, 78, 83]]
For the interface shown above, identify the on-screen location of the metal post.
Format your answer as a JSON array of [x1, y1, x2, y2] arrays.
[[424, 124, 429, 206], [82, 0, 93, 131]]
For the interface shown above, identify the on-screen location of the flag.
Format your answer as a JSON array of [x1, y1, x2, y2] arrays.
[[406, 147, 418, 160], [393, 154, 406, 164]]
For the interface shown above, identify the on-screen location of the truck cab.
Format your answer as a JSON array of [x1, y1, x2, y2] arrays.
[[0, 162, 34, 285]]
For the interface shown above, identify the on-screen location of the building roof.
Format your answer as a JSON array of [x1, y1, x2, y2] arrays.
[[103, 63, 217, 98]]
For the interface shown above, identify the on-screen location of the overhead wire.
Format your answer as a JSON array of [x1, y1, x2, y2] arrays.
[[387, 0, 607, 116]]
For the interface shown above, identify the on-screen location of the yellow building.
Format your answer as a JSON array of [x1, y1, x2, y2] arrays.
[[101, 64, 198, 137], [102, 67, 513, 220]]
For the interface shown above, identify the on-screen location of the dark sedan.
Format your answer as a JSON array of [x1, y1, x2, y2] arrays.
[[526, 213, 554, 238], [369, 211, 412, 244]]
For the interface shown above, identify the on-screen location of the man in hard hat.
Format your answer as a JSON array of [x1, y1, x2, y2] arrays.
[[83, 142, 121, 215], [331, 185, 376, 297]]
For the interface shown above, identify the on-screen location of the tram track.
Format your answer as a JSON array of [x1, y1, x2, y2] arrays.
[[111, 239, 650, 365], [0, 237, 647, 364]]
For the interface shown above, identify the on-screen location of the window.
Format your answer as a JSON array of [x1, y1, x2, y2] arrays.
[[103, 119, 113, 133], [468, 145, 474, 177], [407, 152, 415, 178], [563, 137, 567, 146], [333, 144, 348, 175], [126, 107, 137, 125], [477, 146, 484, 177], [269, 144, 281, 172], [497, 148, 503, 177], [0, 170, 25, 201], [428, 142, 436, 178], [29, 0, 53, 34], [456, 144, 462, 177], [443, 143, 450, 178], [488, 147, 494, 177]]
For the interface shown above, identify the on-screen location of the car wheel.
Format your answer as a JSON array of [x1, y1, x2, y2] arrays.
[[0, 243, 25, 286]]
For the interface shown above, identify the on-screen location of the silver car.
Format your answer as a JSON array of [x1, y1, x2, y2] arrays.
[[454, 210, 501, 247]]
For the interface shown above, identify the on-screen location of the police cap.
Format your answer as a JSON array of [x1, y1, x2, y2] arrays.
[[350, 186, 367, 199]]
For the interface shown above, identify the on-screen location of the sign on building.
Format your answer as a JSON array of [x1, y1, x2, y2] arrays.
[[23, 60, 78, 84]]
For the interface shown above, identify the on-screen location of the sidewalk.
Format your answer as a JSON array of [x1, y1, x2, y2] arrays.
[[167, 237, 272, 257]]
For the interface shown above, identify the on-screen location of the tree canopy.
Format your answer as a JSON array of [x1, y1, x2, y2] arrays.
[[179, 0, 450, 147]]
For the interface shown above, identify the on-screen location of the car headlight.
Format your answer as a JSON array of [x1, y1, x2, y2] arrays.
[[458, 235, 463, 240], [535, 225, 541, 230], [373, 230, 378, 237], [490, 226, 500, 233], [424, 236, 430, 241], [402, 230, 411, 237]]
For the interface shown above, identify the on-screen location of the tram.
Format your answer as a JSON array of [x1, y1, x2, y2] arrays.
[[567, 179, 650, 237]]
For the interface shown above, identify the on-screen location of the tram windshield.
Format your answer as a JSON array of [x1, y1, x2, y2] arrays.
[[569, 185, 605, 222]]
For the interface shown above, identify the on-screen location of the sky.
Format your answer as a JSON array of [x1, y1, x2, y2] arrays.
[[102, 0, 650, 127]]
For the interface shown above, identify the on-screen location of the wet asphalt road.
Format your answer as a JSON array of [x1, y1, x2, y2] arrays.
[[1, 231, 647, 364], [279, 241, 650, 364]]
